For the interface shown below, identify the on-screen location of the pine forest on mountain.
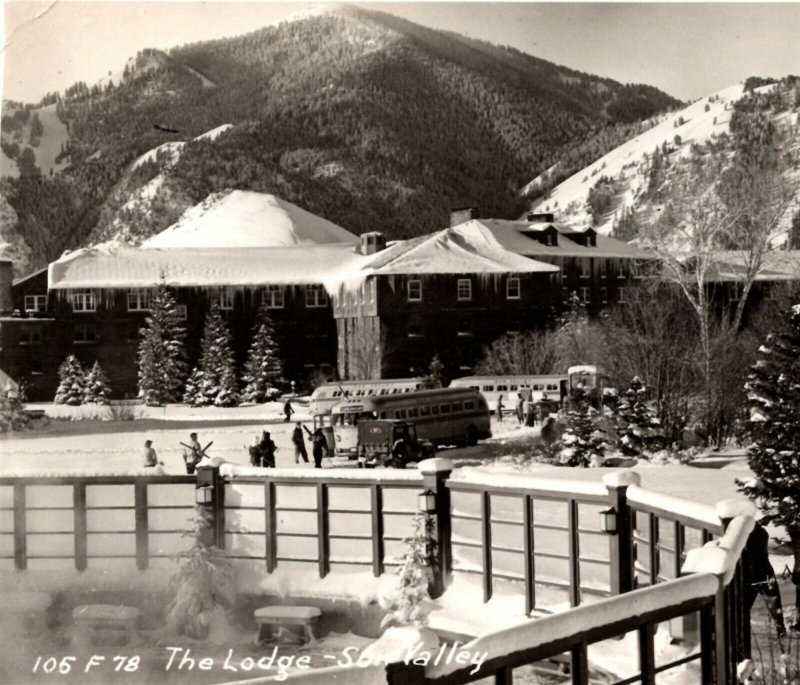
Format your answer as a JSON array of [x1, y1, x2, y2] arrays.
[[0, 6, 680, 276]]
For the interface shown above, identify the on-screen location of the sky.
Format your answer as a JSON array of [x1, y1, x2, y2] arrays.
[[1, 1, 799, 104]]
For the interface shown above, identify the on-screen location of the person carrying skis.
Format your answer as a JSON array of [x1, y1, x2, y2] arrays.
[[183, 432, 203, 474], [292, 422, 309, 464]]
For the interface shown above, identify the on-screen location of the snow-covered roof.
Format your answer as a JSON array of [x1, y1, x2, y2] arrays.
[[706, 250, 800, 282], [141, 190, 359, 249], [340, 227, 559, 283], [452, 219, 653, 259], [48, 243, 368, 290]]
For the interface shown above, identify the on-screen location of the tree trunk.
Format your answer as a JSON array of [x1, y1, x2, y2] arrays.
[[789, 525, 800, 626]]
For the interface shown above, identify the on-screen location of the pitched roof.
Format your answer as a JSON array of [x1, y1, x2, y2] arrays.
[[454, 219, 653, 259], [141, 190, 359, 249], [706, 250, 800, 282]]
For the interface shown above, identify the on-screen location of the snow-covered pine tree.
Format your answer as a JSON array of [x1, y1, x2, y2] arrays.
[[186, 304, 239, 407], [381, 512, 437, 628], [241, 303, 284, 403], [738, 303, 800, 626], [182, 368, 203, 406], [614, 376, 662, 457], [558, 386, 607, 467], [427, 354, 445, 388], [137, 283, 188, 406], [54, 355, 85, 405], [82, 361, 111, 405]]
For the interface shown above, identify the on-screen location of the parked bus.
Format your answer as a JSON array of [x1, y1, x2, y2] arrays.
[[309, 377, 436, 415], [330, 388, 491, 457], [567, 365, 604, 411], [449, 375, 569, 414]]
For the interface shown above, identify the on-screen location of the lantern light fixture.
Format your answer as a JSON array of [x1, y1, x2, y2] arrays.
[[195, 484, 214, 505], [418, 489, 436, 514], [600, 507, 618, 535]]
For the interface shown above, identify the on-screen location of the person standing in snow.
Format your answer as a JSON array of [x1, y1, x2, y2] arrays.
[[311, 428, 328, 469], [292, 422, 309, 464], [260, 431, 277, 468], [516, 394, 525, 424], [283, 399, 294, 423], [744, 523, 787, 637], [183, 432, 203, 474], [496, 394, 504, 422]]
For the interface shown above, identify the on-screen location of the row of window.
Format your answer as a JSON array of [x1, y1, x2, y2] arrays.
[[64, 286, 329, 313], [407, 316, 472, 338], [378, 399, 477, 420], [407, 278, 521, 303], [563, 286, 627, 305], [572, 259, 647, 280]]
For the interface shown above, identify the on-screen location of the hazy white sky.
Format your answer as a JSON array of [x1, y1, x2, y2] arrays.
[[2, 1, 799, 103]]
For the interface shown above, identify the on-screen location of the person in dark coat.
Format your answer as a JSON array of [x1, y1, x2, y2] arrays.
[[496, 394, 504, 422], [292, 423, 309, 464], [516, 394, 525, 424], [744, 523, 787, 637], [311, 428, 328, 469], [283, 399, 294, 422], [259, 431, 277, 468]]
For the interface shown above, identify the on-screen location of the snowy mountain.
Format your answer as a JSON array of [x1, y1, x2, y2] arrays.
[[526, 79, 800, 245]]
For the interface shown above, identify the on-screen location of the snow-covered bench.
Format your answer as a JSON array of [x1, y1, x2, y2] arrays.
[[0, 591, 51, 639], [254, 605, 321, 645], [72, 604, 140, 647]]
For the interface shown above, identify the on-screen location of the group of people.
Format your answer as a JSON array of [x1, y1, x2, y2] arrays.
[[250, 422, 328, 469], [494, 392, 554, 426]]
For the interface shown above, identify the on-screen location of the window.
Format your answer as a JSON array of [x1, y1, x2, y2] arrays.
[[617, 260, 626, 279], [31, 359, 43, 375], [217, 288, 234, 311], [24, 295, 47, 313], [305, 285, 328, 308], [497, 385, 508, 391], [599, 261, 607, 279], [408, 408, 419, 418], [72, 289, 96, 312], [127, 288, 150, 311], [457, 316, 472, 336], [407, 280, 422, 302], [562, 287, 570, 304], [464, 400, 475, 410], [483, 385, 495, 392], [619, 287, 627, 303], [397, 409, 407, 419], [19, 326, 42, 345], [506, 278, 521, 300], [580, 287, 590, 304], [580, 259, 591, 279], [729, 283, 744, 303], [452, 402, 463, 412], [420, 406, 431, 417], [546, 232, 557, 246], [601, 287, 608, 304], [175, 304, 188, 320], [264, 286, 284, 309], [633, 260, 645, 279], [431, 405, 439, 415], [74, 323, 97, 344], [408, 316, 424, 337], [457, 279, 472, 301]]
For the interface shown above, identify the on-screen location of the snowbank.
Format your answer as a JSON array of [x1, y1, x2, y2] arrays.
[[626, 484, 721, 530]]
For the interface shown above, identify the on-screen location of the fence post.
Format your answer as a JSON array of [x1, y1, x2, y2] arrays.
[[317, 483, 330, 578], [74, 480, 87, 571], [265, 481, 277, 572], [603, 471, 639, 596], [13, 482, 26, 571], [195, 466, 221, 548], [134, 480, 149, 570], [420, 458, 453, 599]]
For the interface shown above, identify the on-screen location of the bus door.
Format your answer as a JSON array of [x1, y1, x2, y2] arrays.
[[313, 413, 335, 453]]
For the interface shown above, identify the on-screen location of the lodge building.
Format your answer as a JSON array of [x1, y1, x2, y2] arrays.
[[0, 190, 659, 401]]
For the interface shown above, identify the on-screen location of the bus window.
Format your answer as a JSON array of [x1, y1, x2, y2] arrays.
[[431, 405, 439, 415], [483, 385, 495, 392], [440, 404, 450, 413], [368, 389, 376, 395], [510, 385, 517, 391], [397, 409, 407, 419], [464, 400, 475, 410], [380, 389, 389, 395], [547, 384, 557, 391], [534, 384, 543, 391], [497, 385, 508, 391], [452, 402, 463, 411], [392, 389, 401, 394], [379, 411, 388, 419], [408, 408, 419, 418], [420, 406, 431, 417]]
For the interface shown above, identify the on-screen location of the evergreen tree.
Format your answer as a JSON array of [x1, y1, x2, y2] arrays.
[[614, 376, 661, 457], [557, 387, 607, 467], [0, 390, 29, 433], [54, 355, 85, 405], [137, 283, 188, 406], [241, 304, 284, 403], [738, 304, 800, 624], [83, 361, 111, 405], [427, 354, 445, 388], [185, 305, 239, 407], [381, 512, 437, 628], [182, 368, 203, 406]]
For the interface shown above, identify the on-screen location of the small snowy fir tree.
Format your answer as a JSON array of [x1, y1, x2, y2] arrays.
[[381, 512, 437, 628], [241, 303, 284, 403], [0, 390, 28, 433], [82, 361, 111, 405], [558, 386, 607, 467], [737, 303, 800, 625], [614, 376, 662, 457], [185, 304, 239, 407], [137, 283, 188, 406], [166, 506, 234, 639], [427, 354, 445, 388], [54, 355, 85, 405]]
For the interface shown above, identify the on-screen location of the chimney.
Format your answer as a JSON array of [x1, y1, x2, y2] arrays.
[[527, 212, 555, 224], [449, 207, 480, 228], [360, 232, 386, 256], [0, 260, 13, 316]]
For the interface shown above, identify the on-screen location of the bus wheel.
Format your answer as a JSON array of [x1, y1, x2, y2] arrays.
[[466, 426, 478, 447]]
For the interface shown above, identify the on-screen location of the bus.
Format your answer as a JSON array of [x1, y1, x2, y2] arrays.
[[449, 374, 569, 413], [309, 378, 436, 415], [330, 388, 491, 457]]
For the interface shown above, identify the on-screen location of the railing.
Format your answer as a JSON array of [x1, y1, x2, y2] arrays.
[[0, 475, 195, 571]]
